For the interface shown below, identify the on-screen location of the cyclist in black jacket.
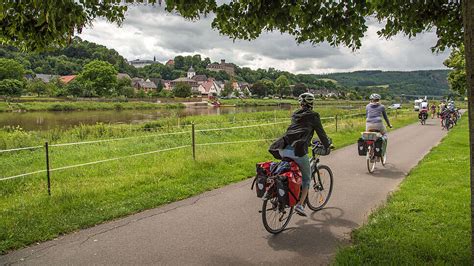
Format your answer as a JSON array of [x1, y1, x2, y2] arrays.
[[269, 93, 331, 216]]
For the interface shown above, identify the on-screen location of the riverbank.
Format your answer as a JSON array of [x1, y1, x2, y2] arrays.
[[0, 101, 185, 112], [218, 98, 368, 107], [334, 119, 470, 265], [0, 109, 416, 254]]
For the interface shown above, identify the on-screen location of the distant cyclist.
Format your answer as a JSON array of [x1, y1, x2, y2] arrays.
[[269, 92, 331, 217], [366, 94, 392, 135], [366, 94, 392, 155], [430, 103, 437, 119], [419, 99, 429, 121]]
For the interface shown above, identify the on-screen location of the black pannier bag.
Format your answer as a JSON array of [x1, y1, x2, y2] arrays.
[[253, 163, 270, 198], [357, 137, 367, 156], [276, 175, 289, 206], [374, 137, 384, 157]]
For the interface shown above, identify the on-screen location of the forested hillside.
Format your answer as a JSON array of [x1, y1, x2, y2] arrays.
[[317, 70, 450, 96], [0, 38, 450, 98], [0, 37, 137, 77]]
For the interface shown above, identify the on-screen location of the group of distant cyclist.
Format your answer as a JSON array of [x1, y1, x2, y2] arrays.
[[418, 99, 461, 130], [257, 92, 461, 232]]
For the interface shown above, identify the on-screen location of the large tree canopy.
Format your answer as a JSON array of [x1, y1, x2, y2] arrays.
[[0, 1, 464, 52]]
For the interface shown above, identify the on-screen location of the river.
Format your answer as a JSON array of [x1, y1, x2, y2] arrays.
[[0, 106, 294, 131]]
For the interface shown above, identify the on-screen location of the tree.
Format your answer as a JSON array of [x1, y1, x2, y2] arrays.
[[27, 79, 48, 96], [116, 77, 135, 98], [172, 82, 192, 98], [444, 46, 466, 96], [76, 60, 118, 97], [0, 58, 25, 80], [275, 74, 290, 97], [221, 82, 234, 97], [250, 80, 274, 98], [174, 56, 185, 70], [292, 83, 308, 97], [0, 79, 24, 98]]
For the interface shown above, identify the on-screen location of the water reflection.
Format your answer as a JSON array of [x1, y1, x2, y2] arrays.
[[0, 106, 292, 131]]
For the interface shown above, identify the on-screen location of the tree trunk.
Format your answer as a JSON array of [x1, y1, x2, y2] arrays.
[[463, 0, 474, 260]]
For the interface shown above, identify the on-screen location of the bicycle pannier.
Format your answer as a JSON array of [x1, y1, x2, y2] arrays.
[[276, 175, 289, 206], [357, 137, 367, 156], [286, 161, 302, 206], [374, 137, 384, 157], [254, 162, 272, 198]]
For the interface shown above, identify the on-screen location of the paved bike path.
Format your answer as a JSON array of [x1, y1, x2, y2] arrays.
[[1, 119, 447, 265]]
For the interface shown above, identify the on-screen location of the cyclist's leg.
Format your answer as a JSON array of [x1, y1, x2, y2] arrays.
[[278, 147, 311, 207], [292, 155, 311, 206]]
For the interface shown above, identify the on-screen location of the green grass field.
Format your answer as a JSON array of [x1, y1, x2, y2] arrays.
[[0, 108, 416, 254], [334, 118, 470, 265]]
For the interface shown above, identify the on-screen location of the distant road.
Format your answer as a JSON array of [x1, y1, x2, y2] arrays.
[[1, 118, 447, 265]]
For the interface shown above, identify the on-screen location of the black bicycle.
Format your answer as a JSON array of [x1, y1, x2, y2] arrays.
[[261, 140, 334, 234]]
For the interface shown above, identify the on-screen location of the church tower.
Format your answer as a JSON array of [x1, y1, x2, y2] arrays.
[[187, 65, 196, 79]]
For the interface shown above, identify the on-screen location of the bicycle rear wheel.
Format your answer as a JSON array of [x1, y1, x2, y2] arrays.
[[262, 197, 293, 234], [367, 146, 376, 173], [306, 165, 334, 211]]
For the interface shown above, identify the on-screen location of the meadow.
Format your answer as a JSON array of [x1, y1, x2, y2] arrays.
[[0, 108, 416, 254]]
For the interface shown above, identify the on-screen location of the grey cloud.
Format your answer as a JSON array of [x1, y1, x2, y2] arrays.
[[79, 6, 450, 74]]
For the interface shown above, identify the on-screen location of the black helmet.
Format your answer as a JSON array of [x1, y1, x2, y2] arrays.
[[298, 92, 315, 107]]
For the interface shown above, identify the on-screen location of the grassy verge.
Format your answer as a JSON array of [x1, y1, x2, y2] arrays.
[[0, 101, 184, 112], [334, 119, 470, 265], [0, 109, 416, 254]]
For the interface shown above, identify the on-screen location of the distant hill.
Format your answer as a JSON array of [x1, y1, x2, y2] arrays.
[[317, 70, 450, 96], [0, 37, 138, 77], [0, 37, 450, 98]]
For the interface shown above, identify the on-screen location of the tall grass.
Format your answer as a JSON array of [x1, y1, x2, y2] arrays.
[[0, 109, 416, 254]]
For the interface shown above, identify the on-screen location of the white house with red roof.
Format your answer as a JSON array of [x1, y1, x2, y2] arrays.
[[198, 79, 221, 97]]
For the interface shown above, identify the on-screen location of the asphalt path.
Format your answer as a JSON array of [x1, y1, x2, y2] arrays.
[[1, 118, 448, 265]]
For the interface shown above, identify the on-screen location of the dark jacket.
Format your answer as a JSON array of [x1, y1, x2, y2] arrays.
[[269, 107, 330, 158]]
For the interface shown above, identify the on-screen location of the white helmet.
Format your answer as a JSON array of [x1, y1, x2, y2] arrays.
[[369, 93, 381, 100], [298, 92, 315, 107]]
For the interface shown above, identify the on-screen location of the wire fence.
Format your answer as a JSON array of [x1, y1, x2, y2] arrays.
[[0, 110, 412, 194]]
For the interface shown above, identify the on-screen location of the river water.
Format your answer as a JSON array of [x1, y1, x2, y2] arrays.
[[0, 106, 294, 131]]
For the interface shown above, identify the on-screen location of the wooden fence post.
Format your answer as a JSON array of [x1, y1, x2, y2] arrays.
[[45, 142, 51, 196], [191, 123, 196, 160]]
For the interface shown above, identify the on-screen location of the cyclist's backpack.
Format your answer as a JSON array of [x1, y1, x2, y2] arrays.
[[357, 137, 367, 156], [276, 175, 289, 207], [253, 161, 272, 198], [374, 137, 384, 157]]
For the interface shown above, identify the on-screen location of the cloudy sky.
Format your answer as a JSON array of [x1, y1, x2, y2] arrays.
[[79, 5, 450, 74]]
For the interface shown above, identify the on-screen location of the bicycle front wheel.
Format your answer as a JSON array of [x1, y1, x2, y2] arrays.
[[307, 165, 334, 211], [262, 197, 293, 234]]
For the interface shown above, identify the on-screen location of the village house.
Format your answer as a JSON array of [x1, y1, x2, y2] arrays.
[[132, 78, 157, 93], [192, 74, 208, 84], [198, 79, 221, 98], [128, 58, 159, 68], [170, 77, 199, 90], [59, 75, 77, 84], [165, 59, 174, 66], [33, 74, 58, 83], [206, 59, 235, 76]]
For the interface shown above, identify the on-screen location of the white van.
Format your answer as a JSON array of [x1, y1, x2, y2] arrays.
[[414, 99, 423, 111]]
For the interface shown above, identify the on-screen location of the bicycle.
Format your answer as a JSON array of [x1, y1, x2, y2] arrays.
[[361, 131, 386, 173], [419, 110, 428, 125], [260, 141, 333, 234], [440, 109, 454, 130]]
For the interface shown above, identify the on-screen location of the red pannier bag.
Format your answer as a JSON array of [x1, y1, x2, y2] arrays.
[[281, 161, 302, 207]]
